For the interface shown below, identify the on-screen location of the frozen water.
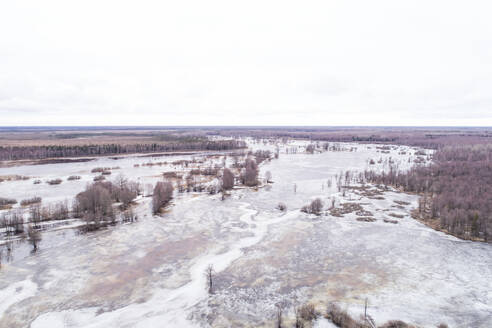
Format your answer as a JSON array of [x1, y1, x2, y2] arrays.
[[0, 141, 490, 328]]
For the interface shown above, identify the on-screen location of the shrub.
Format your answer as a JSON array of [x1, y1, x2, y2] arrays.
[[93, 175, 105, 182], [379, 321, 416, 328], [277, 202, 287, 211], [20, 197, 42, 206], [91, 167, 111, 173], [67, 175, 81, 181], [299, 303, 318, 322], [325, 303, 369, 328], [46, 178, 62, 185], [0, 198, 17, 206]]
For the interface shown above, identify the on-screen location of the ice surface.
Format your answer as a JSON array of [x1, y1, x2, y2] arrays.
[[0, 141, 490, 328]]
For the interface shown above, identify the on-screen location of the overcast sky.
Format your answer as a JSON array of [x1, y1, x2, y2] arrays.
[[1, 1, 491, 126]]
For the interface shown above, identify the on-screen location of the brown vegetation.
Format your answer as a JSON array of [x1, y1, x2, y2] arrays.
[[222, 168, 235, 190], [152, 181, 173, 214], [46, 178, 62, 185], [20, 197, 42, 206]]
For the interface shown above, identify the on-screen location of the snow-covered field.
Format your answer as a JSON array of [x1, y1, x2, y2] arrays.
[[0, 141, 491, 327]]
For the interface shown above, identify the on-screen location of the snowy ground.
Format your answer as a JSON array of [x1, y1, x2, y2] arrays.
[[0, 141, 490, 328]]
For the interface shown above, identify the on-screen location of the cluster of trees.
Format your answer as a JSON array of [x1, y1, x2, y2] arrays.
[[0, 210, 25, 234], [0, 197, 17, 209], [1, 201, 71, 235], [0, 140, 246, 161], [301, 198, 324, 215], [74, 176, 140, 229], [1, 175, 142, 253], [365, 144, 492, 241], [20, 197, 42, 206], [251, 150, 272, 164]]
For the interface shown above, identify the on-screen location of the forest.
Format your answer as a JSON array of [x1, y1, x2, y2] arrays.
[[364, 143, 492, 242], [0, 139, 246, 161]]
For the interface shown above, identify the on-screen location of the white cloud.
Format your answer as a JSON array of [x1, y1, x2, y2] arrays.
[[0, 0, 491, 126]]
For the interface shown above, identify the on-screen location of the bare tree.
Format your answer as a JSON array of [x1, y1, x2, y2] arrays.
[[275, 303, 283, 328], [222, 168, 234, 190], [152, 181, 174, 214], [29, 204, 42, 227], [301, 198, 324, 215], [241, 158, 259, 186], [310, 198, 323, 215], [294, 307, 304, 328], [204, 264, 214, 294], [27, 225, 42, 251]]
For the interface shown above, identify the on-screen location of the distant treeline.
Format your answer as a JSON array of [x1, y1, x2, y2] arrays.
[[212, 127, 492, 149], [364, 144, 492, 242], [0, 140, 246, 161]]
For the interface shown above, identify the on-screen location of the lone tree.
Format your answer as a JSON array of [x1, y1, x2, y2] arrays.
[[27, 225, 42, 251], [204, 264, 214, 294], [275, 303, 284, 328], [222, 168, 234, 190], [310, 198, 323, 215], [241, 158, 258, 186], [152, 181, 173, 214]]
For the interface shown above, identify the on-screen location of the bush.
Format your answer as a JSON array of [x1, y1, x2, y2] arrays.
[[91, 167, 111, 173], [276, 202, 287, 211], [299, 303, 318, 322], [67, 175, 81, 181], [325, 303, 369, 328], [20, 197, 42, 206], [379, 321, 416, 328], [93, 175, 105, 182], [46, 178, 62, 185], [0, 198, 17, 206]]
